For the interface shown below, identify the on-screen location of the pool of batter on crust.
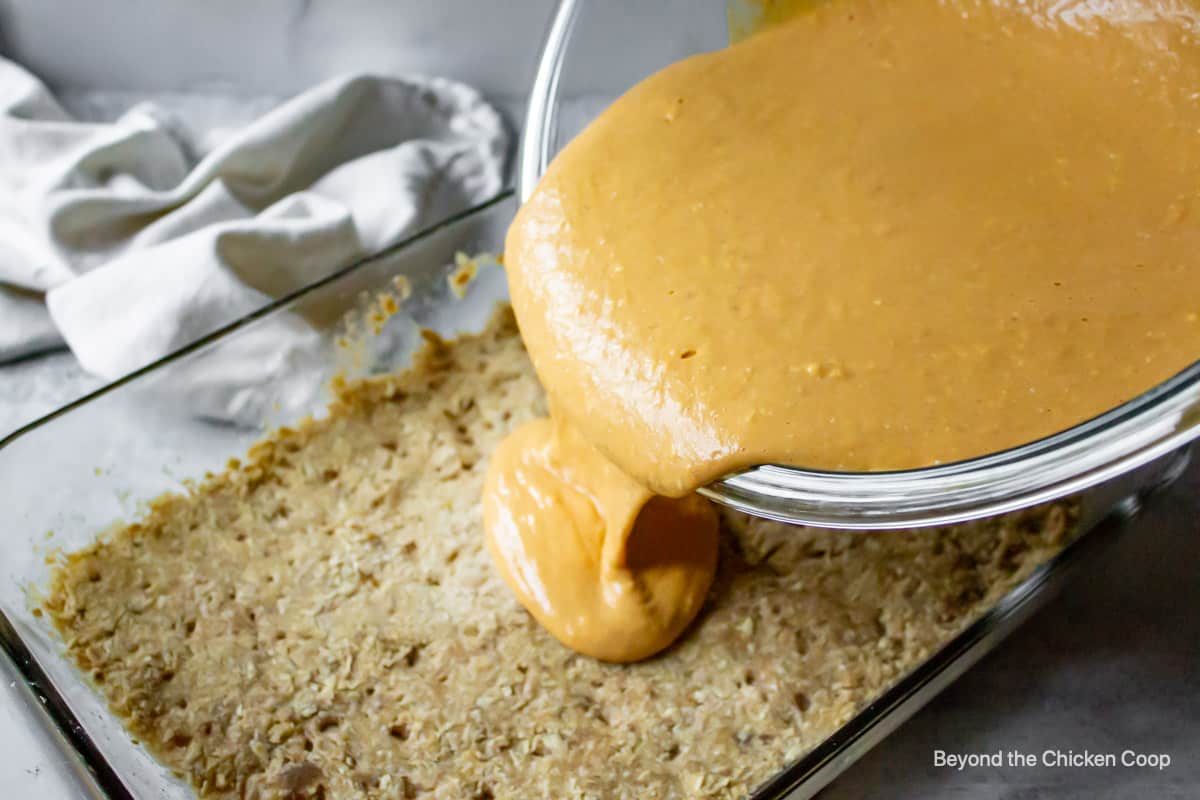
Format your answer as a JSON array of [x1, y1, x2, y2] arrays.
[[44, 309, 1076, 800]]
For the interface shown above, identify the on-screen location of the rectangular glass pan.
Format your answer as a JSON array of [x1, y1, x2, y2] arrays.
[[0, 191, 1189, 800]]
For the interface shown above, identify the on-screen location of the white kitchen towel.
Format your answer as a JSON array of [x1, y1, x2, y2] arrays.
[[0, 58, 509, 373]]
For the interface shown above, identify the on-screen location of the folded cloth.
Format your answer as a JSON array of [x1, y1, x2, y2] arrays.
[[0, 59, 509, 374]]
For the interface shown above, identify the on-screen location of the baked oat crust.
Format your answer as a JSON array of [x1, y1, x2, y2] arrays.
[[46, 309, 1074, 800]]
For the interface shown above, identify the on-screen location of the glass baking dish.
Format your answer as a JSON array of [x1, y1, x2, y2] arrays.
[[519, 0, 1200, 530], [0, 191, 1192, 800]]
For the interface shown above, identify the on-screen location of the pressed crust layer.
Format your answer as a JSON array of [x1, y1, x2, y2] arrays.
[[46, 309, 1074, 800]]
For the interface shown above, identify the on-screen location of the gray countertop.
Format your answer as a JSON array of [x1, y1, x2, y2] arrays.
[[1, 352, 1196, 799], [825, 459, 1200, 799]]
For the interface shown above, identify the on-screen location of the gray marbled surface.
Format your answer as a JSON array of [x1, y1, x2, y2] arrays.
[[0, 353, 101, 437], [2, 351, 1197, 799], [824, 461, 1200, 799]]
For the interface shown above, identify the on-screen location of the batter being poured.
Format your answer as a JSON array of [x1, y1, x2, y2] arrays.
[[485, 0, 1200, 661]]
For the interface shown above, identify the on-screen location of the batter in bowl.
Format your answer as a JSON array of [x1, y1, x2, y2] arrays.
[[487, 0, 1200, 660]]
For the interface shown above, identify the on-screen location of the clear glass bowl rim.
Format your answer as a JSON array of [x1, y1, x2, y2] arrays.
[[518, 0, 1200, 529]]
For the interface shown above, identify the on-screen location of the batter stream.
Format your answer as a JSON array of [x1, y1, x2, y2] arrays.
[[486, 0, 1200, 661]]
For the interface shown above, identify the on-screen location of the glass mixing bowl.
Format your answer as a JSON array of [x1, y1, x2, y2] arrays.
[[518, 0, 1200, 529]]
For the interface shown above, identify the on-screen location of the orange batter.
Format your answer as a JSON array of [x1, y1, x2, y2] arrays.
[[486, 1, 1200, 661]]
